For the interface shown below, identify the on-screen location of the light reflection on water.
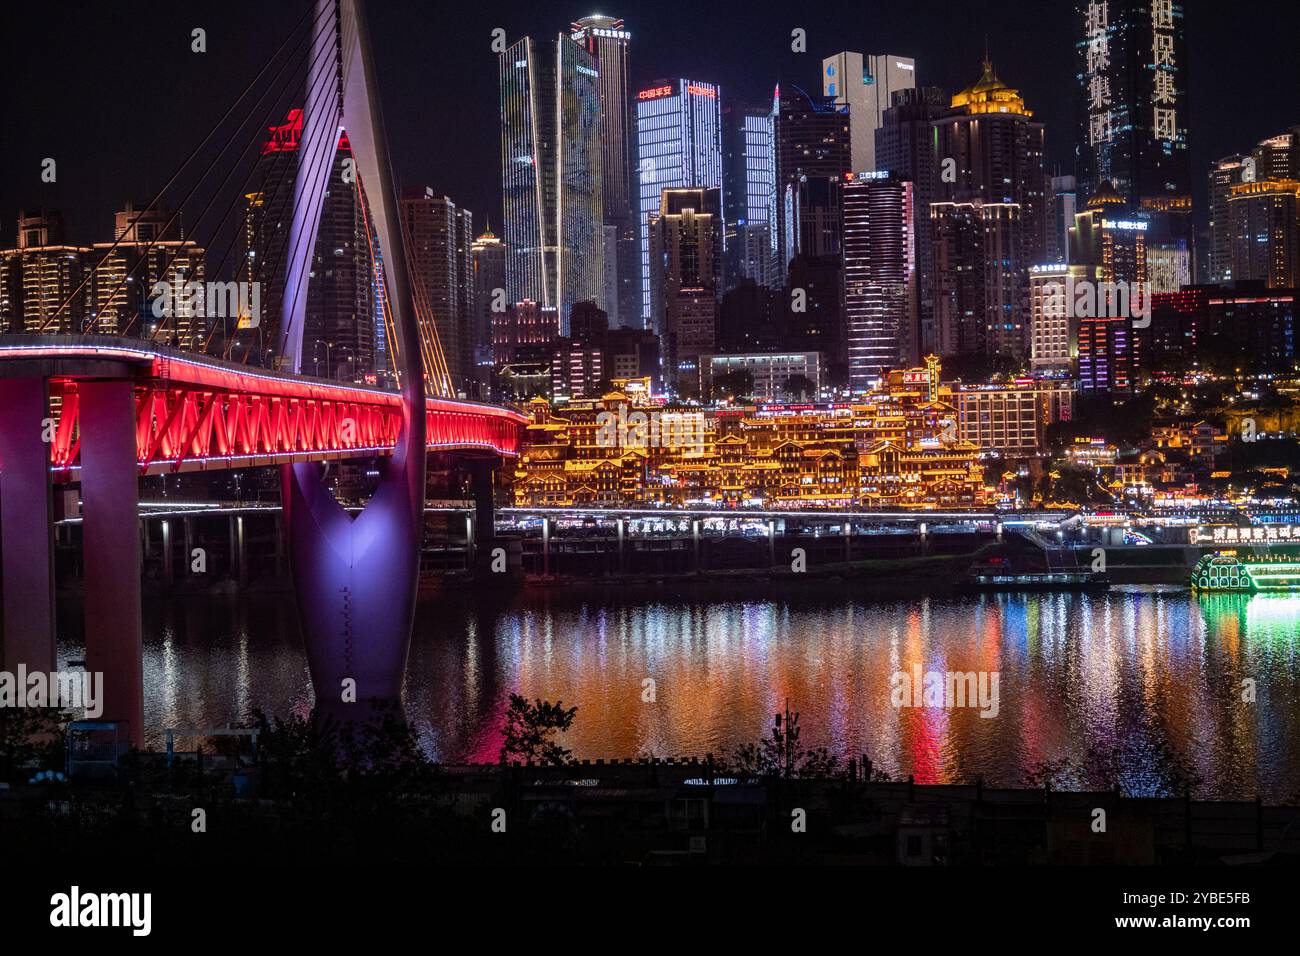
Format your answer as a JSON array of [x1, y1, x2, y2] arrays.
[[61, 589, 1300, 801]]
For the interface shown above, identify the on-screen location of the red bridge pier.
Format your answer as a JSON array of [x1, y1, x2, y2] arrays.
[[0, 375, 144, 746], [0, 377, 57, 676], [78, 380, 144, 745]]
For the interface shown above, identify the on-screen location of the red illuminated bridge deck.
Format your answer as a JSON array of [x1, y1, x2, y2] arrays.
[[0, 336, 527, 478]]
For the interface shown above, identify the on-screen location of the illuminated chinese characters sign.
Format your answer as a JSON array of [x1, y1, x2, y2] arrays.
[[1084, 1, 1112, 146], [1151, 0, 1177, 143], [1191, 525, 1299, 545]]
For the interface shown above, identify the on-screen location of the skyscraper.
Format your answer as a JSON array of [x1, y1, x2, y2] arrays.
[[91, 201, 206, 348], [1069, 183, 1148, 392], [931, 200, 1023, 359], [648, 187, 722, 385], [775, 84, 852, 268], [822, 52, 917, 174], [876, 86, 947, 355], [399, 188, 474, 394], [471, 225, 506, 377], [1075, 0, 1190, 228], [0, 210, 90, 334], [636, 78, 723, 324], [722, 100, 778, 289], [932, 59, 1047, 358], [499, 33, 604, 332], [841, 171, 916, 389], [1046, 174, 1078, 265], [302, 136, 374, 379], [243, 109, 376, 376], [1228, 179, 1300, 289], [570, 16, 639, 329]]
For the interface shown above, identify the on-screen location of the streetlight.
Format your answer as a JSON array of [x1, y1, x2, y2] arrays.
[[315, 339, 334, 379]]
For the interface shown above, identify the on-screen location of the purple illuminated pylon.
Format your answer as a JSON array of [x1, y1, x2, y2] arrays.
[[278, 0, 426, 718]]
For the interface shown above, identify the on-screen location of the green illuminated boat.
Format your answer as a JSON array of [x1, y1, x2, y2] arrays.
[[1191, 554, 1300, 592]]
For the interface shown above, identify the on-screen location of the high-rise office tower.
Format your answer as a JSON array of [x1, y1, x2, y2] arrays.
[[1028, 263, 1077, 373], [822, 52, 916, 174], [775, 84, 852, 268], [1251, 132, 1299, 181], [242, 108, 302, 360], [1228, 179, 1300, 289], [1068, 182, 1148, 392], [471, 226, 506, 374], [499, 33, 604, 333], [876, 86, 947, 354], [931, 200, 1024, 359], [936, 58, 1047, 262], [723, 100, 778, 289], [840, 171, 916, 390], [400, 188, 474, 394], [648, 187, 722, 385], [570, 16, 639, 329], [1207, 155, 1248, 282], [636, 78, 723, 324], [932, 59, 1046, 358], [90, 201, 206, 347], [0, 209, 91, 334], [1046, 175, 1078, 265], [242, 110, 376, 376], [301, 137, 374, 379], [1075, 0, 1190, 231]]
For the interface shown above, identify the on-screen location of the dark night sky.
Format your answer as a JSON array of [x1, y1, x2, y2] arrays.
[[2, 0, 1297, 251]]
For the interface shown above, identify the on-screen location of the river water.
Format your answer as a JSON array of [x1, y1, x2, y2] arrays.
[[60, 586, 1300, 801]]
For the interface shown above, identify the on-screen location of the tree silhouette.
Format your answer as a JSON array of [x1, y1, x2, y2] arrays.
[[499, 694, 577, 766]]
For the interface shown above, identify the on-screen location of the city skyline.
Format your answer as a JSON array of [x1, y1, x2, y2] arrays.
[[4, 0, 1298, 246]]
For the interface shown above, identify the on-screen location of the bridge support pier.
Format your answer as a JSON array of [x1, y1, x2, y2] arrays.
[[0, 377, 57, 675], [161, 519, 174, 588], [468, 458, 501, 579], [79, 380, 143, 747]]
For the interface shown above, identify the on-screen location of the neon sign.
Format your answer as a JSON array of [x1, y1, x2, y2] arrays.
[[686, 84, 716, 98], [639, 85, 673, 100]]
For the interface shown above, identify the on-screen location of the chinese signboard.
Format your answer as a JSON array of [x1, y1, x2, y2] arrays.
[[1151, 0, 1177, 142]]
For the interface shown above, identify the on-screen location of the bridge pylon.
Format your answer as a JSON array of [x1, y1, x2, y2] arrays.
[[278, 0, 427, 721]]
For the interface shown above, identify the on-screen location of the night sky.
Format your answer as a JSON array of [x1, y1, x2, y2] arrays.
[[3, 0, 1297, 251]]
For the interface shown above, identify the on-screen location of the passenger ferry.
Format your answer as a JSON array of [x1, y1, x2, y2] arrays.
[[1191, 553, 1300, 592], [959, 556, 1109, 593]]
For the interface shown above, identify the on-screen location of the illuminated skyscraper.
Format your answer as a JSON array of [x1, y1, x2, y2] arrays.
[[775, 84, 852, 267], [1068, 182, 1148, 392], [90, 201, 206, 348], [242, 110, 376, 376], [636, 78, 723, 324], [876, 86, 947, 354], [648, 187, 722, 383], [570, 16, 638, 329], [822, 52, 916, 174], [1228, 179, 1300, 289], [932, 59, 1046, 358], [471, 225, 506, 376], [0, 210, 90, 334], [841, 171, 916, 389], [400, 188, 474, 394], [723, 100, 778, 288], [499, 33, 604, 333], [1074, 0, 1190, 226]]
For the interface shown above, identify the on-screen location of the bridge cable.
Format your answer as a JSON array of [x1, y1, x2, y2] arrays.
[[39, 1, 324, 333]]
